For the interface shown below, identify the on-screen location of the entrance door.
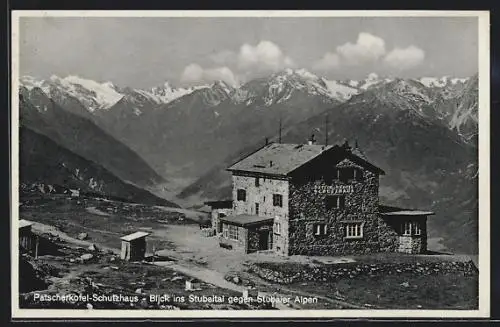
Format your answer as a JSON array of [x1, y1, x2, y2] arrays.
[[218, 213, 226, 233], [121, 242, 130, 260], [259, 231, 269, 250]]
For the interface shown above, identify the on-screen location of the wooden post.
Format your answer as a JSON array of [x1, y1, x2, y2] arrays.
[[325, 114, 329, 146], [278, 115, 282, 144], [35, 235, 39, 259], [152, 244, 156, 263]]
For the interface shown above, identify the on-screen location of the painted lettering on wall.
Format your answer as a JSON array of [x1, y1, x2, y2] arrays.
[[313, 184, 354, 194]]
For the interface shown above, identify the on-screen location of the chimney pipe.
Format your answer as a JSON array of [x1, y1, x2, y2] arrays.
[[308, 133, 316, 145]]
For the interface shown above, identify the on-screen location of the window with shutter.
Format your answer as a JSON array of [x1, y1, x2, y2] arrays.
[[273, 194, 283, 207], [313, 223, 328, 236], [325, 195, 345, 210], [237, 189, 246, 201]]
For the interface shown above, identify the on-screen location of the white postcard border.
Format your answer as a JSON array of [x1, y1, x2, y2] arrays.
[[10, 10, 491, 319]]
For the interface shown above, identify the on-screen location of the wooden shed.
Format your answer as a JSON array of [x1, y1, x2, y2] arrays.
[[120, 231, 149, 261], [19, 219, 35, 254]]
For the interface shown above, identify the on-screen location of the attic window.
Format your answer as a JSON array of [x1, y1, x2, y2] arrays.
[[339, 167, 363, 182], [253, 164, 266, 168]]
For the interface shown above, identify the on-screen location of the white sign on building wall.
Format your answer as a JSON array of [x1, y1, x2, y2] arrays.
[[313, 184, 354, 195]]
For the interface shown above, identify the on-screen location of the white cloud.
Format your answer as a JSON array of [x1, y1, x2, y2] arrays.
[[312, 32, 426, 74], [237, 40, 295, 71], [384, 45, 425, 70], [312, 52, 340, 71], [180, 63, 204, 83], [336, 32, 386, 65], [180, 63, 238, 86]]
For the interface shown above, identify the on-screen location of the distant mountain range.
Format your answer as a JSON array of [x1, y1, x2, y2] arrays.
[[19, 69, 478, 253], [18, 88, 177, 206]]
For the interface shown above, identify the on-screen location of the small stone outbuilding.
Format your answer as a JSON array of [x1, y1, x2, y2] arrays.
[[204, 200, 233, 234], [120, 231, 149, 261], [218, 214, 273, 253]]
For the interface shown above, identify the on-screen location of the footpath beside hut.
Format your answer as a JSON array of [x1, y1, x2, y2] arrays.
[[19, 219, 35, 254], [120, 231, 149, 261]]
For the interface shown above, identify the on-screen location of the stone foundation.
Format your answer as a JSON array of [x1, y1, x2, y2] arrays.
[[398, 236, 427, 254], [249, 260, 478, 285]]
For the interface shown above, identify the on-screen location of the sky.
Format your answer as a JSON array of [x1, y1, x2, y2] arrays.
[[18, 16, 479, 89]]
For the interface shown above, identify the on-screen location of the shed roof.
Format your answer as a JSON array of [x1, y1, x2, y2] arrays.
[[120, 231, 150, 241], [379, 204, 434, 217], [380, 210, 435, 217], [227, 142, 385, 176], [204, 200, 233, 209], [19, 219, 33, 228], [219, 214, 273, 227]]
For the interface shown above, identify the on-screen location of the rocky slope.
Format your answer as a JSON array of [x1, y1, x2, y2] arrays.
[[19, 125, 178, 206], [19, 88, 164, 188]]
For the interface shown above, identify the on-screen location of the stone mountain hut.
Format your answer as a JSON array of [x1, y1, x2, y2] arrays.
[[207, 140, 434, 256], [120, 231, 149, 261]]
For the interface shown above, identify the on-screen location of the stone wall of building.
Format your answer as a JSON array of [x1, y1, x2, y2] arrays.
[[377, 216, 400, 253], [232, 173, 289, 255], [288, 159, 389, 256], [398, 235, 427, 254]]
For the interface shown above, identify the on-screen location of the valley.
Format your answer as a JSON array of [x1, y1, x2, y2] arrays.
[[18, 68, 479, 255]]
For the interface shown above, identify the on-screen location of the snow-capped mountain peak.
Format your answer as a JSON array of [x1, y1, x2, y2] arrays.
[[266, 68, 359, 103], [19, 75, 210, 112], [20, 75, 124, 112], [321, 78, 359, 101], [211, 80, 234, 95], [418, 76, 469, 88], [133, 82, 206, 105], [48, 75, 123, 111]]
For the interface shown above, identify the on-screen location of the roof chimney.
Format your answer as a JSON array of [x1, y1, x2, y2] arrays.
[[307, 133, 317, 145], [342, 139, 351, 151], [269, 160, 273, 167], [265, 137, 269, 145]]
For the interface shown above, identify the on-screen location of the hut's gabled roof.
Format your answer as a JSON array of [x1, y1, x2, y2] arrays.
[[227, 142, 385, 176], [227, 143, 333, 176]]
